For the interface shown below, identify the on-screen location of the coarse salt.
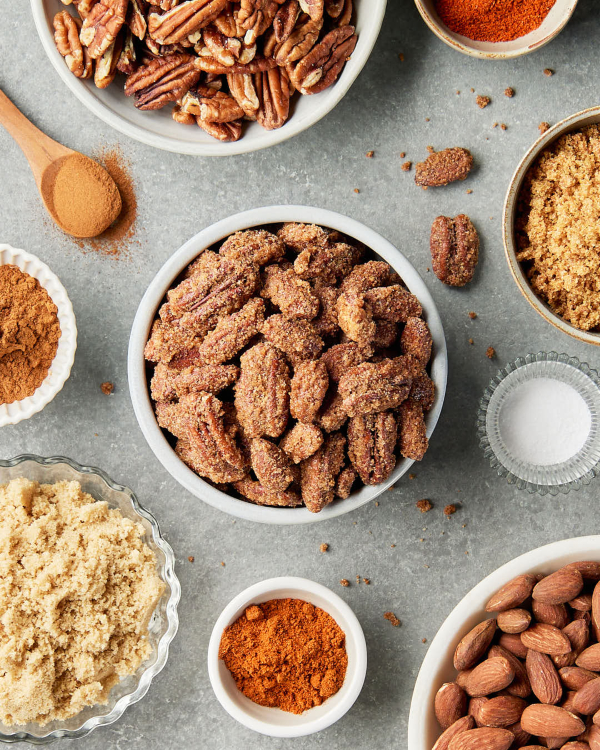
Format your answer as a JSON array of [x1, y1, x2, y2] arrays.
[[499, 377, 591, 466]]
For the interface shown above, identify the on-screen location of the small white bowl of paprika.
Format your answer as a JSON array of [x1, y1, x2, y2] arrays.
[[207, 577, 367, 738], [0, 244, 77, 426]]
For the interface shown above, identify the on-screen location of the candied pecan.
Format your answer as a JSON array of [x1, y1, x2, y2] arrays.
[[290, 360, 329, 422], [274, 14, 322, 65], [338, 358, 413, 417], [273, 0, 300, 42], [124, 53, 201, 109], [400, 317, 432, 366], [340, 260, 395, 294], [220, 229, 285, 266], [236, 0, 280, 45], [176, 437, 247, 484], [233, 476, 303, 507], [148, 0, 228, 44], [80, 0, 128, 58], [192, 297, 265, 365], [151, 362, 239, 400], [321, 341, 372, 382], [335, 465, 356, 499], [294, 241, 360, 283], [347, 411, 397, 485], [194, 54, 277, 74], [145, 318, 201, 365], [126, 0, 148, 39], [300, 432, 346, 513], [312, 283, 340, 337], [250, 438, 294, 491], [94, 31, 123, 88], [227, 73, 260, 118], [196, 118, 243, 141], [255, 67, 291, 130], [364, 285, 422, 323], [277, 222, 331, 251], [398, 398, 428, 461], [336, 289, 375, 345], [168, 252, 230, 314], [372, 320, 398, 349], [262, 314, 324, 365], [262, 265, 319, 320], [290, 25, 357, 95], [318, 389, 347, 432], [53, 11, 93, 79], [414, 147, 473, 187], [410, 374, 435, 412], [235, 342, 290, 438], [430, 214, 479, 287], [280, 422, 323, 463]]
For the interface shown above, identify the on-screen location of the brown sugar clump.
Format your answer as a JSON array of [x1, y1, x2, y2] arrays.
[[366, 150, 374, 158], [486, 347, 496, 359], [320, 543, 329, 553], [476, 95, 491, 109], [544, 68, 554, 77], [468, 311, 477, 319], [416, 499, 433, 513], [384, 611, 400, 627], [538, 121, 551, 134], [401, 161, 412, 171], [101, 381, 114, 395], [504, 87, 515, 98], [444, 504, 457, 516], [340, 578, 350, 587]]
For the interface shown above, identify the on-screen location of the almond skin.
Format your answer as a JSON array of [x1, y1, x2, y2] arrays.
[[433, 716, 476, 750], [486, 575, 537, 613], [447, 727, 515, 750], [435, 683, 467, 730], [573, 678, 600, 715], [526, 649, 562, 705], [499, 632, 529, 659], [454, 619, 497, 671], [497, 608, 531, 634], [488, 645, 532, 698], [465, 657, 514, 697], [567, 561, 600, 581], [476, 695, 527, 728], [532, 600, 569, 629], [533, 567, 584, 605], [521, 623, 572, 655], [577, 644, 600, 672], [559, 666, 600, 691], [520, 704, 585, 737]]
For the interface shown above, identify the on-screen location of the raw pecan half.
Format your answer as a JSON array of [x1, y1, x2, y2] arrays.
[[348, 411, 397, 485], [197, 25, 256, 66], [430, 214, 479, 287], [124, 53, 201, 109], [236, 0, 281, 45], [290, 24, 357, 95], [182, 88, 244, 121], [194, 54, 277, 75], [54, 11, 93, 79], [69, 0, 99, 19], [227, 73, 260, 118], [80, 0, 128, 59], [126, 0, 148, 39], [255, 67, 291, 130], [299, 0, 323, 20], [94, 31, 123, 88], [196, 119, 243, 141], [117, 29, 137, 74], [274, 14, 322, 65], [148, 0, 228, 44], [273, 0, 300, 42], [300, 432, 346, 513]]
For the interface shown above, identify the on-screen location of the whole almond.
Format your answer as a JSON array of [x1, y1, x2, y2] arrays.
[[499, 632, 529, 659], [542, 740, 570, 749], [594, 706, 600, 725], [454, 619, 497, 671], [465, 657, 514, 697], [507, 719, 531, 747], [561, 690, 580, 714], [589, 724, 600, 750], [447, 727, 514, 750], [567, 561, 600, 581], [518, 746, 551, 749], [521, 704, 586, 737], [577, 645, 600, 672], [592, 581, 600, 642], [533, 567, 584, 605], [476, 695, 527, 728], [468, 696, 488, 725], [436, 683, 468, 730], [555, 620, 591, 669], [561, 743, 592, 750], [571, 594, 594, 612], [521, 623, 572, 655], [573, 678, 600, 715], [433, 715, 476, 750], [486, 575, 537, 613], [560, 667, 600, 691], [456, 669, 474, 690], [489, 645, 532, 698], [498, 609, 532, 634], [526, 649, 562, 705], [532, 600, 569, 629]]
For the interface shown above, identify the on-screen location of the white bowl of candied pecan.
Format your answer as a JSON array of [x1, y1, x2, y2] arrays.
[[31, 0, 386, 155], [128, 206, 447, 524]]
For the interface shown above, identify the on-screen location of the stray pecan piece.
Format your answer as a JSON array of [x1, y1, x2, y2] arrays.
[[415, 147, 473, 187], [348, 411, 397, 485], [430, 214, 479, 287], [290, 360, 329, 422], [124, 53, 201, 109], [54, 11, 93, 79], [300, 432, 346, 512]]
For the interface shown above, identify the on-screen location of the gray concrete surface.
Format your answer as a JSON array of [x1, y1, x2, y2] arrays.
[[1, 1, 600, 747]]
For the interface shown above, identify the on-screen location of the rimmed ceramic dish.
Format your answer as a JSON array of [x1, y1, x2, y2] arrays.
[[128, 205, 448, 525], [408, 535, 600, 750], [30, 0, 386, 156], [0, 455, 180, 744], [414, 0, 578, 59], [503, 105, 600, 346], [207, 577, 367, 738], [0, 244, 77, 427]]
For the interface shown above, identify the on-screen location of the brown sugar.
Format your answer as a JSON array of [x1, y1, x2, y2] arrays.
[[384, 611, 400, 627], [0, 265, 61, 404], [416, 499, 433, 513]]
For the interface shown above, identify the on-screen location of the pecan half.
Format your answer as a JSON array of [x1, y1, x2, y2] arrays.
[[148, 0, 228, 44], [294, 241, 360, 283], [398, 398, 428, 461], [197, 25, 256, 66], [126, 0, 148, 39], [321, 341, 371, 382], [273, 0, 300, 42], [279, 422, 323, 463], [236, 0, 281, 45], [150, 362, 239, 401], [255, 67, 291, 130], [194, 54, 277, 75], [415, 147, 473, 187], [290, 360, 329, 422], [191, 297, 265, 365], [331, 0, 352, 25], [300, 432, 346, 513], [70, 0, 100, 19], [400, 317, 432, 366], [116, 29, 137, 74], [430, 214, 479, 287], [94, 30, 123, 88], [80, 0, 128, 59], [274, 14, 322, 65], [318, 389, 347, 432], [220, 229, 285, 266], [54, 11, 93, 79], [196, 118, 243, 140], [182, 88, 244, 121], [262, 265, 319, 320], [338, 357, 413, 417], [336, 289, 375, 345], [124, 53, 201, 109], [277, 222, 331, 251], [227, 73, 260, 118], [324, 0, 344, 17], [262, 314, 324, 365], [250, 438, 294, 491], [335, 465, 356, 499], [364, 285, 423, 323], [299, 0, 323, 20], [233, 476, 302, 507], [410, 374, 435, 412], [341, 260, 395, 294], [290, 24, 357, 95], [348, 411, 397, 486], [313, 283, 340, 337]]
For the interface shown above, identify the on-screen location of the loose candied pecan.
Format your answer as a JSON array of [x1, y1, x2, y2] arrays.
[[80, 0, 128, 58], [321, 341, 372, 382], [430, 214, 479, 287], [235, 342, 290, 438], [148, 0, 228, 44], [150, 362, 239, 400], [262, 265, 319, 320], [340, 261, 397, 294], [279, 422, 323, 463], [53, 11, 93, 79], [196, 118, 243, 140], [347, 411, 397, 485], [274, 14, 322, 65], [194, 54, 277, 74], [255, 66, 291, 130], [273, 0, 300, 42], [336, 289, 375, 345], [415, 147, 473, 187], [184, 391, 246, 465], [250, 437, 294, 491], [124, 53, 201, 109], [400, 317, 432, 366], [233, 476, 303, 507], [94, 31, 123, 88], [372, 320, 398, 349], [398, 398, 428, 461], [236, 0, 281, 45], [219, 229, 285, 266], [338, 357, 413, 417], [335, 465, 356, 499], [410, 374, 435, 412], [262, 314, 324, 365], [289, 24, 357, 95], [294, 241, 360, 284], [364, 285, 422, 323], [300, 432, 346, 513], [277, 222, 331, 251], [318, 389, 347, 432], [126, 0, 148, 40], [227, 73, 260, 118], [290, 360, 329, 422], [191, 297, 265, 365]]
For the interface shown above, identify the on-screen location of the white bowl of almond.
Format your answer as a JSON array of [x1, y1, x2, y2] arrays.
[[408, 536, 600, 750]]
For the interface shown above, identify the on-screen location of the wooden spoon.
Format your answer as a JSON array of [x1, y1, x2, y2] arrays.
[[0, 89, 122, 238]]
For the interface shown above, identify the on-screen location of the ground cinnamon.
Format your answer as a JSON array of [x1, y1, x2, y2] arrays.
[[0, 265, 61, 404], [434, 0, 557, 42], [218, 598, 348, 714]]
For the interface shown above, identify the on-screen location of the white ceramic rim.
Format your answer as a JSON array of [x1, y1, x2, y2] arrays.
[[0, 244, 77, 427], [408, 535, 600, 750], [413, 0, 578, 59], [30, 0, 386, 156], [503, 105, 600, 347], [127, 205, 448, 525], [207, 576, 367, 738]]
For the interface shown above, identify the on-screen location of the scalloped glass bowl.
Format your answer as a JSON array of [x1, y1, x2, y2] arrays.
[[0, 455, 180, 744], [477, 352, 600, 495]]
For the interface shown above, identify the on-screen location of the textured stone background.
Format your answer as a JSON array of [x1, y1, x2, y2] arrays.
[[1, 0, 600, 747]]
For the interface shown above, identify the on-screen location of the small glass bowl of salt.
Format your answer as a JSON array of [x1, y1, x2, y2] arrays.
[[478, 352, 600, 495]]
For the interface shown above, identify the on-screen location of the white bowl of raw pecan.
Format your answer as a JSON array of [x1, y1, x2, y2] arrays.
[[31, 0, 386, 155], [128, 206, 447, 524], [408, 536, 600, 750]]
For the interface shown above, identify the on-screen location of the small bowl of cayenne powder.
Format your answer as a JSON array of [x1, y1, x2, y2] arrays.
[[0, 244, 77, 426], [207, 577, 367, 738], [414, 0, 578, 59]]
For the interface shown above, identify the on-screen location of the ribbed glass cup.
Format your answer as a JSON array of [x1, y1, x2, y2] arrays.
[[0, 455, 180, 744], [477, 352, 600, 495]]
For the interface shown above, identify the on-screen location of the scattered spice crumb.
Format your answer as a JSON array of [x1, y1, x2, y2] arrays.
[[426, 145, 435, 154], [456, 90, 460, 95], [462, 524, 467, 529], [419, 538, 424, 543], [476, 95, 491, 109], [353, 188, 360, 194], [416, 499, 433, 513], [466, 189, 473, 195], [424, 564, 430, 569], [220, 561, 226, 566], [366, 150, 374, 158], [409, 473, 416, 480], [504, 87, 515, 98], [188, 556, 194, 563], [543, 68, 554, 77], [375, 501, 379, 507], [391, 544, 396, 548], [486, 346, 496, 359], [425, 118, 430, 122], [492, 122, 498, 129], [384, 611, 400, 627], [465, 551, 469, 555], [355, 575, 360, 583], [388, 484, 396, 492], [100, 382, 114, 395], [470, 88, 475, 93], [538, 121, 550, 134], [422, 638, 427, 643], [401, 161, 412, 172], [444, 504, 457, 517], [340, 579, 350, 587], [468, 338, 474, 345], [468, 311, 477, 319], [320, 543, 329, 553], [399, 152, 406, 158], [500, 124, 508, 131], [364, 578, 370, 585], [398, 52, 404, 61]]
